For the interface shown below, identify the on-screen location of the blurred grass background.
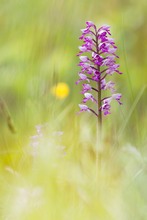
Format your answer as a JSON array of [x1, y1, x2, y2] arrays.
[[0, 0, 147, 219]]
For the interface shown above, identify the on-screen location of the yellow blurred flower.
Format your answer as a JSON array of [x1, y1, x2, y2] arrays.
[[51, 82, 70, 99]]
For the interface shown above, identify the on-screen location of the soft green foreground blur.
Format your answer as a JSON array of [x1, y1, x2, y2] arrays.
[[0, 0, 147, 219]]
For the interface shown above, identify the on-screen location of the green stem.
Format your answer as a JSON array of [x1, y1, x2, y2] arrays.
[[95, 31, 102, 140], [98, 77, 102, 138], [94, 28, 102, 181]]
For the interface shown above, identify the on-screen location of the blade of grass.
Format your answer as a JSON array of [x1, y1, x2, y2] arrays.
[[117, 85, 146, 141]]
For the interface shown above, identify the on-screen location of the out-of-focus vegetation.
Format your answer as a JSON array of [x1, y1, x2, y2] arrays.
[[0, 0, 147, 219]]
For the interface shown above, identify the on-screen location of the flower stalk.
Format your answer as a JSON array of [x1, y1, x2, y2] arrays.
[[76, 21, 122, 143], [95, 29, 102, 135]]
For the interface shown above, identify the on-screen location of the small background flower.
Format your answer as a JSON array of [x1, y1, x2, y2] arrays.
[[51, 82, 70, 99]]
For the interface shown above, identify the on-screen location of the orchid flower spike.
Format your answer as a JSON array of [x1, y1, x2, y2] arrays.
[[76, 21, 122, 118]]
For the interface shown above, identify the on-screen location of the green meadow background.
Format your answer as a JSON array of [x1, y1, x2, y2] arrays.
[[0, 0, 147, 219]]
